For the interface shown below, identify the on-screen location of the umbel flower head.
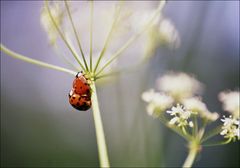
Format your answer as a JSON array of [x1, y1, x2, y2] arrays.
[[157, 72, 203, 101], [220, 116, 240, 141], [142, 72, 212, 122], [166, 104, 194, 128], [142, 89, 173, 117], [39, 1, 172, 79], [219, 90, 239, 119]]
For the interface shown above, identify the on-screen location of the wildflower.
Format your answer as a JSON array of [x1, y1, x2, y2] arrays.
[[157, 72, 203, 101], [219, 91, 239, 119], [142, 89, 174, 117], [220, 116, 240, 141], [182, 97, 219, 121], [166, 104, 194, 128]]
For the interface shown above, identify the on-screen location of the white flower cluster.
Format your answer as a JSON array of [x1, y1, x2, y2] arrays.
[[157, 72, 203, 101], [167, 104, 194, 128], [218, 90, 239, 140], [220, 116, 239, 141], [142, 89, 173, 117], [219, 91, 239, 119]]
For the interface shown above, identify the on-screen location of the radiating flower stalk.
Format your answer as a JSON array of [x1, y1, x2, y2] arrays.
[[0, 1, 169, 167], [142, 72, 239, 167]]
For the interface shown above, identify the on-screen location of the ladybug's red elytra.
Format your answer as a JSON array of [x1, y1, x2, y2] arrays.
[[73, 72, 91, 95], [69, 71, 92, 111]]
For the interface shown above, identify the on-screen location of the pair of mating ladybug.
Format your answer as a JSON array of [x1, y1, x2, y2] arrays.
[[69, 72, 92, 111]]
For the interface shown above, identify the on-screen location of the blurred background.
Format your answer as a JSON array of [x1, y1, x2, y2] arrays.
[[1, 1, 239, 167]]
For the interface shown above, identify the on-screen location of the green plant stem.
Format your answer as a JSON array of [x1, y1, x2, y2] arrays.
[[95, 0, 166, 77], [64, 0, 89, 71], [0, 44, 76, 76], [45, 0, 86, 71], [91, 82, 110, 168], [182, 145, 198, 168]]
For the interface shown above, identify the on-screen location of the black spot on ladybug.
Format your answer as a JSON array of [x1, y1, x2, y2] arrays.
[[73, 97, 75, 99]]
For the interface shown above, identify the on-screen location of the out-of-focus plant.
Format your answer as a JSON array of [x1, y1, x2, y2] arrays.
[[142, 72, 239, 167], [0, 0, 183, 167]]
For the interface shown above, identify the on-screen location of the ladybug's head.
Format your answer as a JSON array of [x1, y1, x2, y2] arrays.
[[76, 71, 83, 78]]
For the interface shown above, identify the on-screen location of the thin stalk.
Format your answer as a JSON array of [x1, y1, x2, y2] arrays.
[[159, 114, 191, 141], [90, 1, 94, 72], [95, 56, 148, 80], [193, 115, 198, 136], [64, 0, 89, 71], [91, 82, 110, 168], [94, 70, 121, 80], [93, 2, 123, 74], [0, 44, 76, 76], [95, 0, 166, 77], [182, 145, 198, 168], [45, 0, 86, 71], [182, 126, 188, 136], [181, 126, 192, 139], [201, 125, 222, 143], [202, 138, 232, 147]]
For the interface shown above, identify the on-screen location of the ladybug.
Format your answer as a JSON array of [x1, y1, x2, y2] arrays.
[[68, 72, 92, 111], [69, 89, 92, 111], [72, 71, 91, 96]]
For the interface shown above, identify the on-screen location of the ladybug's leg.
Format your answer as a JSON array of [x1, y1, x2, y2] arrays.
[[69, 89, 74, 96]]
